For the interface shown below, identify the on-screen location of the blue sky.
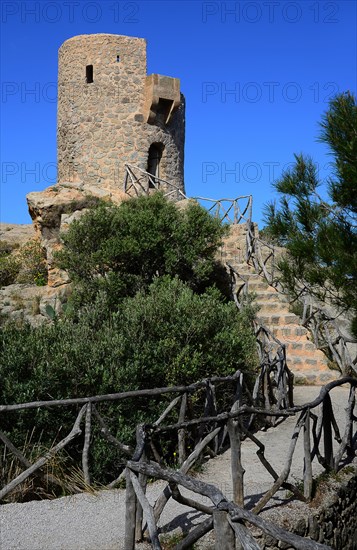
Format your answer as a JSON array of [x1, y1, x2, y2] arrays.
[[1, 0, 356, 225]]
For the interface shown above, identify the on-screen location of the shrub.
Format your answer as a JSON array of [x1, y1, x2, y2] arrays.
[[16, 239, 47, 286], [0, 239, 47, 287], [0, 277, 258, 484], [0, 249, 20, 286], [114, 276, 258, 388], [0, 194, 258, 490], [56, 193, 229, 309]]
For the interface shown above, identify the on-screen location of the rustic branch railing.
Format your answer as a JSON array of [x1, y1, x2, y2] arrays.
[[227, 262, 294, 421], [193, 195, 253, 225], [1, 375, 355, 546], [299, 303, 357, 376], [0, 364, 292, 503], [124, 377, 356, 549], [123, 164, 187, 201], [246, 234, 357, 377]]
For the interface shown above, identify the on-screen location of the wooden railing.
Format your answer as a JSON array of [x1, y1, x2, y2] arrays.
[[123, 164, 187, 201], [299, 305, 357, 376], [227, 262, 294, 417], [124, 377, 356, 549], [208, 195, 357, 377], [2, 376, 354, 547], [1, 365, 355, 547], [193, 195, 253, 225], [123, 167, 253, 227], [0, 362, 292, 503], [246, 233, 357, 377]]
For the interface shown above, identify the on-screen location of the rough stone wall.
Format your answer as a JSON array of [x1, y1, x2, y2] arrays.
[[57, 33, 185, 193], [257, 465, 357, 549]]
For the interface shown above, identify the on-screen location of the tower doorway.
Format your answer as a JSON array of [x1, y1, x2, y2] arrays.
[[147, 143, 164, 188]]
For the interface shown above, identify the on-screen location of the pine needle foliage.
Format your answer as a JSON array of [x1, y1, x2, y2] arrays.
[[264, 92, 357, 337]]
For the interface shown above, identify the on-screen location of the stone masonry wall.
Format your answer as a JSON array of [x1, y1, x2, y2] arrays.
[[57, 34, 185, 192], [257, 465, 357, 549]]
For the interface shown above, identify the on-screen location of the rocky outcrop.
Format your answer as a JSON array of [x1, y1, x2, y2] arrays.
[[0, 283, 71, 326], [1, 181, 129, 326], [26, 181, 129, 287]]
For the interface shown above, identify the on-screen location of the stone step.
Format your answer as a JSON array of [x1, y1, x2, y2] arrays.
[[286, 349, 332, 384], [219, 253, 246, 264], [227, 263, 253, 274], [257, 313, 300, 326], [285, 341, 320, 354], [256, 301, 291, 314], [271, 325, 309, 341], [232, 264, 255, 273], [243, 276, 276, 288], [247, 281, 274, 292], [290, 369, 336, 385], [220, 236, 337, 384], [251, 290, 288, 302]]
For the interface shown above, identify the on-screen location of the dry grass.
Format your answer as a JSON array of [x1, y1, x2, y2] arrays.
[[0, 429, 105, 503]]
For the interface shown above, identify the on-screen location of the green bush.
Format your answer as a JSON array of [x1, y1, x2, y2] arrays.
[[56, 193, 229, 309], [114, 276, 257, 388], [0, 194, 258, 490], [0, 250, 20, 286], [0, 277, 258, 485], [16, 240, 47, 286], [0, 239, 47, 287]]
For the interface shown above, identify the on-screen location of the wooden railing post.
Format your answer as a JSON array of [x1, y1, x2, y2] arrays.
[[82, 402, 92, 485], [178, 393, 187, 465], [134, 425, 148, 541], [227, 419, 245, 507], [303, 409, 313, 500], [124, 467, 137, 550], [322, 393, 334, 469], [213, 509, 236, 550]]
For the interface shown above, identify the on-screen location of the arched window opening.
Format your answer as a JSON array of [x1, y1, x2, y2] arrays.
[[147, 143, 164, 188], [86, 65, 93, 84]]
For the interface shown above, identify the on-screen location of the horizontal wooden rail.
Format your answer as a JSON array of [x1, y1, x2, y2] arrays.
[[193, 195, 253, 225], [125, 377, 356, 548], [0, 374, 241, 413], [126, 460, 332, 550]]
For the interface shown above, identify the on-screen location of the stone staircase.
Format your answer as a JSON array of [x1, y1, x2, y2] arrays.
[[219, 226, 338, 385]]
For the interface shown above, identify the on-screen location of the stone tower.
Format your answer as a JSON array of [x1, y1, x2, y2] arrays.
[[57, 33, 185, 193]]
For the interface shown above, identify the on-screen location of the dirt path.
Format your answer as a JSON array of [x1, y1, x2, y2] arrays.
[[0, 386, 351, 549]]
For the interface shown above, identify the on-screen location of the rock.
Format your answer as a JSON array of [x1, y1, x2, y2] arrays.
[[0, 223, 35, 249], [26, 181, 129, 287], [0, 282, 71, 326]]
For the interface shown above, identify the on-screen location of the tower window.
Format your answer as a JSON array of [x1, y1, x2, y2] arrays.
[[86, 65, 93, 84], [116, 54, 120, 62]]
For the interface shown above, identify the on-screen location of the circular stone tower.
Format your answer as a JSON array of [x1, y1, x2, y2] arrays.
[[57, 34, 185, 195]]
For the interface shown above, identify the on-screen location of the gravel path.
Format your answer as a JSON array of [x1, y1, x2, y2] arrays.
[[0, 386, 352, 550]]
